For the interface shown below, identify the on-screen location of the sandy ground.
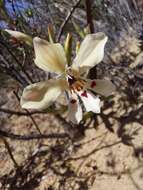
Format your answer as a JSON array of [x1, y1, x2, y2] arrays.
[[0, 80, 143, 190]]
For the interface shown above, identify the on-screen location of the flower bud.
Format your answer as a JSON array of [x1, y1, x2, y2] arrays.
[[5, 29, 32, 46], [64, 33, 72, 65]]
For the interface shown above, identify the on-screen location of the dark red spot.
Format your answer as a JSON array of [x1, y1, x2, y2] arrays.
[[81, 91, 88, 98], [91, 81, 96, 88], [68, 75, 76, 85], [9, 37, 19, 44], [70, 99, 77, 104]]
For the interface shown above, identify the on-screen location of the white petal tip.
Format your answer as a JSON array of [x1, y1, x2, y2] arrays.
[[33, 37, 49, 47], [4, 29, 13, 34], [20, 100, 29, 110], [87, 32, 108, 42], [21, 103, 28, 109], [96, 109, 101, 114], [33, 37, 42, 43]]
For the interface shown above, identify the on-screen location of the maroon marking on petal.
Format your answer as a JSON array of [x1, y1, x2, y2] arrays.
[[91, 81, 96, 88], [81, 91, 88, 98], [70, 99, 77, 104]]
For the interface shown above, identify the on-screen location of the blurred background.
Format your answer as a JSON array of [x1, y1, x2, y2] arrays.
[[0, 0, 143, 189]]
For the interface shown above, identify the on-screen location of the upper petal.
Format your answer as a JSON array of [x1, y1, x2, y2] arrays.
[[5, 29, 32, 46], [33, 37, 67, 74], [67, 93, 82, 124], [20, 79, 68, 110], [86, 79, 116, 97], [78, 90, 101, 113], [72, 33, 108, 73]]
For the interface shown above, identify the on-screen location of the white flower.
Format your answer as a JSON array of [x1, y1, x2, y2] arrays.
[[20, 32, 116, 124]]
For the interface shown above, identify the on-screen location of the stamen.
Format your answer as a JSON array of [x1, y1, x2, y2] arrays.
[[79, 79, 86, 85], [68, 75, 76, 85], [81, 91, 88, 98], [76, 86, 82, 91], [91, 81, 96, 88], [67, 74, 85, 94]]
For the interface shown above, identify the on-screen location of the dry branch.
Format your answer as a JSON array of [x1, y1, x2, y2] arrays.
[[57, 0, 82, 41]]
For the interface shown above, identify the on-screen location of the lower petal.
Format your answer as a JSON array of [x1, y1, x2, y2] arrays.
[[86, 79, 116, 97], [67, 94, 82, 124], [20, 79, 67, 110], [79, 90, 101, 113]]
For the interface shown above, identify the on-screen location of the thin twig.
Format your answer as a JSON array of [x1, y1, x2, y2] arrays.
[[1, 136, 19, 168], [0, 108, 46, 116], [56, 0, 82, 42], [85, 0, 94, 33], [13, 91, 42, 134], [0, 40, 33, 84], [0, 130, 70, 140], [85, 0, 96, 79], [0, 55, 29, 87]]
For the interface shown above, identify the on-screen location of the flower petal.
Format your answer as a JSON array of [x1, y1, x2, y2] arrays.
[[68, 94, 82, 124], [33, 37, 67, 74], [20, 79, 67, 110], [72, 33, 108, 73], [78, 90, 101, 113], [86, 79, 116, 97], [5, 29, 32, 46]]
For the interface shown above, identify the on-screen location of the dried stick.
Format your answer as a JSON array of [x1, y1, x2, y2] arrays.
[[0, 56, 29, 87], [0, 130, 70, 141], [85, 0, 94, 33], [1, 136, 19, 168], [57, 0, 82, 42], [0, 40, 33, 84], [13, 91, 42, 135], [85, 0, 96, 79], [0, 108, 46, 116]]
